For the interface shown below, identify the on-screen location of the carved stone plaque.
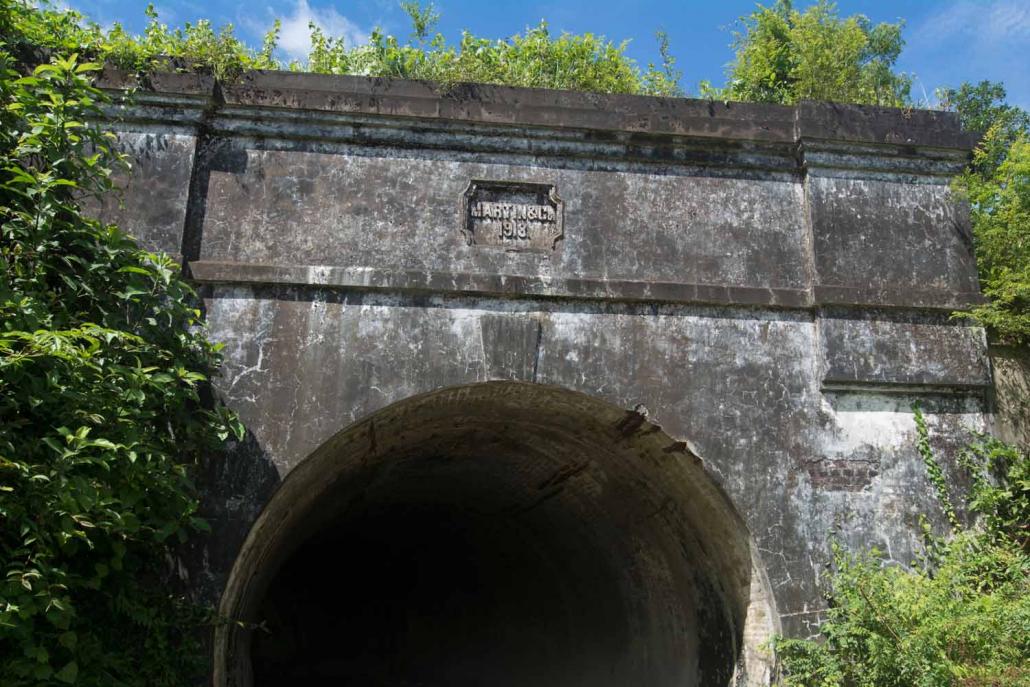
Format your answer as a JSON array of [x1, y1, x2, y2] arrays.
[[461, 180, 564, 252]]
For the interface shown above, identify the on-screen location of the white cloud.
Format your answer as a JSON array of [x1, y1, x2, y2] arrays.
[[910, 0, 1030, 49], [903, 0, 1030, 109], [275, 0, 370, 60]]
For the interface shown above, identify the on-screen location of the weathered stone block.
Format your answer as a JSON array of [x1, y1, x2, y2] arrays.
[[84, 127, 197, 256], [808, 176, 981, 307], [819, 312, 991, 390]]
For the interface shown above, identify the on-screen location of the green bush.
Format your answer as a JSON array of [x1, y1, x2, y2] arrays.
[[776, 413, 1030, 687], [306, 10, 681, 96], [0, 9, 241, 685]]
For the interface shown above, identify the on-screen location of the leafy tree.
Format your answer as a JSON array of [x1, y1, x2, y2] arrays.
[[776, 416, 1030, 686], [942, 82, 1030, 345], [720, 0, 910, 106], [0, 4, 241, 684], [953, 133, 1030, 346], [940, 81, 1029, 177]]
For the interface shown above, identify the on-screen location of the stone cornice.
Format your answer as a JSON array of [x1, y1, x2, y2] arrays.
[[95, 67, 978, 157]]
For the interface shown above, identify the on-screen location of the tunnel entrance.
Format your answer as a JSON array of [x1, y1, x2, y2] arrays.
[[217, 383, 777, 686]]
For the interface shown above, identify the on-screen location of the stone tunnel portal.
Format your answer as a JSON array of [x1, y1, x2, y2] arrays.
[[216, 383, 777, 687]]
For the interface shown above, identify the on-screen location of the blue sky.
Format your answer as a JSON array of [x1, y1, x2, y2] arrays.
[[61, 0, 1030, 109]]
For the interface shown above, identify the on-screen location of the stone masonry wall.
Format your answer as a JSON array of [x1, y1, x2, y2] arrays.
[[92, 69, 990, 647]]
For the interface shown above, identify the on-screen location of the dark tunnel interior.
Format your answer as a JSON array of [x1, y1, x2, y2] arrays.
[[251, 498, 632, 687]]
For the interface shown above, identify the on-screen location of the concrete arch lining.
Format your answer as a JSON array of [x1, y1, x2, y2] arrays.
[[214, 381, 778, 686]]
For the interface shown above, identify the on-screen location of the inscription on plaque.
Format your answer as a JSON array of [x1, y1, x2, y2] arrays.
[[461, 180, 564, 252]]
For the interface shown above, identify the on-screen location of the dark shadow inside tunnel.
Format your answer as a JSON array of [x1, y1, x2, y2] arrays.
[[222, 383, 772, 687], [252, 498, 629, 687]]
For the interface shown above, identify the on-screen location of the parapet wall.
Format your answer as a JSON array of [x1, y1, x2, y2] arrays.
[[95, 69, 983, 315]]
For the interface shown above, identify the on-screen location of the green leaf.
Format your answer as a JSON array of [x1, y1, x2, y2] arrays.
[[54, 661, 78, 684]]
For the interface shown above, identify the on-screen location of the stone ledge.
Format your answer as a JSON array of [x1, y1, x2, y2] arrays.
[[796, 100, 978, 149], [187, 260, 811, 308], [219, 71, 800, 144], [813, 284, 986, 310], [820, 381, 991, 394], [818, 312, 991, 392], [188, 260, 985, 312], [95, 67, 977, 150], [97, 67, 216, 97]]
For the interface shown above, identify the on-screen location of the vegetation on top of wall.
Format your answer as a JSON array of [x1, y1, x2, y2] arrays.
[[303, 0, 684, 95], [6, 1, 682, 95]]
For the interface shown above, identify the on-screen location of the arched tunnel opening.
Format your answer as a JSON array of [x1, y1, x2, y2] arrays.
[[218, 383, 776, 687]]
